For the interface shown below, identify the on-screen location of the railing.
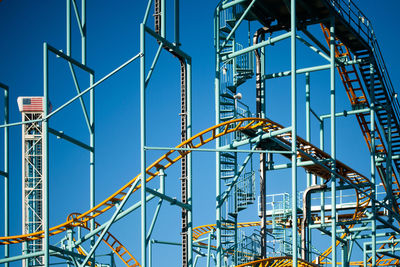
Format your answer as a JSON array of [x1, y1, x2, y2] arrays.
[[327, 0, 400, 130]]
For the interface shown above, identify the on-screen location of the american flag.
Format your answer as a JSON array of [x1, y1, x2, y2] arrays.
[[19, 97, 44, 112]]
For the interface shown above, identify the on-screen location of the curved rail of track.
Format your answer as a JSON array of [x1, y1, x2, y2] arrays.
[[235, 256, 318, 267], [67, 213, 140, 267], [0, 117, 374, 267]]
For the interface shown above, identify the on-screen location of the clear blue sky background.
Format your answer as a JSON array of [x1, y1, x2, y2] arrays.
[[0, 0, 399, 266]]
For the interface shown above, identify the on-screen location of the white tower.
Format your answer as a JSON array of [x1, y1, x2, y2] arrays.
[[17, 97, 45, 267]]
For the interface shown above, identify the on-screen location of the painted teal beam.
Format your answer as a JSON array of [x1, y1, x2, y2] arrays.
[[306, 72, 311, 188], [140, 22, 147, 267], [290, 0, 298, 265], [329, 16, 337, 266], [67, 63, 92, 133], [89, 71, 95, 264], [1, 82, 9, 267], [145, 146, 291, 154], [145, 187, 191, 210], [81, 0, 86, 65], [66, 0, 71, 55], [49, 128, 93, 151], [264, 59, 363, 79], [319, 108, 371, 120], [143, 25, 190, 60], [214, 6, 222, 266], [43, 42, 50, 267], [146, 170, 165, 243], [296, 35, 330, 62], [270, 159, 331, 170], [145, 44, 163, 87], [187, 58, 193, 267], [142, 0, 153, 25], [0, 56, 138, 130], [71, 0, 84, 38], [370, 62, 377, 266], [174, 0, 179, 46], [221, 32, 291, 62], [47, 44, 93, 74]]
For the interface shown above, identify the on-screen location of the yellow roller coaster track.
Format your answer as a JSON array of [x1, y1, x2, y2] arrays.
[[0, 117, 378, 267], [320, 24, 400, 265], [0, 118, 371, 246], [67, 213, 140, 267], [234, 256, 319, 267]]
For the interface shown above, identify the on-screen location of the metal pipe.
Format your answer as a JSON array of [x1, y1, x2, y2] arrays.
[[2, 83, 9, 267], [140, 22, 147, 267], [174, 0, 179, 46], [301, 184, 327, 261], [306, 72, 311, 188], [329, 16, 337, 266], [221, 32, 291, 61], [214, 6, 222, 267], [264, 59, 363, 79], [43, 42, 50, 267], [290, 0, 298, 265], [187, 59, 193, 267], [81, 0, 86, 64], [370, 62, 377, 266], [89, 71, 95, 263], [66, 0, 71, 56]]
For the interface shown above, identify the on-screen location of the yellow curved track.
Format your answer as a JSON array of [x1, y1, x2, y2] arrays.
[[0, 117, 379, 267], [0, 117, 371, 245], [67, 213, 140, 267], [235, 257, 318, 267]]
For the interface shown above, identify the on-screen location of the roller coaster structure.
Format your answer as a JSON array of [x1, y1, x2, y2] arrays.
[[1, 0, 400, 266]]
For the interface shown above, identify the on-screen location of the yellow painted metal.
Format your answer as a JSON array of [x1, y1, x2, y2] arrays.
[[67, 213, 140, 267], [234, 256, 318, 267], [0, 117, 376, 266]]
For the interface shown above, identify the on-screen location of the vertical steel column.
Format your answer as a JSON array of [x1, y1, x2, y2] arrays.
[[174, 0, 179, 46], [290, 0, 298, 265], [369, 62, 376, 266], [2, 84, 9, 267], [386, 107, 393, 223], [187, 59, 193, 267], [66, 0, 71, 56], [43, 42, 50, 267], [329, 16, 337, 266], [305, 72, 312, 261], [81, 0, 86, 65], [214, 6, 222, 267], [140, 23, 147, 267], [89, 69, 95, 262], [305, 72, 311, 188]]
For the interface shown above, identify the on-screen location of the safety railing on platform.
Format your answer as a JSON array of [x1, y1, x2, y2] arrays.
[[327, 0, 400, 130]]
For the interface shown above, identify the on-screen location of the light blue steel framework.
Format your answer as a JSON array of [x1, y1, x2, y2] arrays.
[[1, 0, 400, 267]]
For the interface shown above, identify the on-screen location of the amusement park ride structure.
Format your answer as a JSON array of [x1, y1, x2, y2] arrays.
[[1, 0, 400, 266]]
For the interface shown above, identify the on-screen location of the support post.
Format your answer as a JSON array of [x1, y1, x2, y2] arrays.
[[140, 23, 147, 267], [290, 0, 298, 265], [43, 42, 50, 267], [187, 58, 193, 267], [214, 6, 222, 267], [329, 16, 337, 266], [370, 62, 376, 266], [2, 83, 9, 267]]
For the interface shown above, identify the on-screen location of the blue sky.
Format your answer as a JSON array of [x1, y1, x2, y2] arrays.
[[0, 0, 400, 266]]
